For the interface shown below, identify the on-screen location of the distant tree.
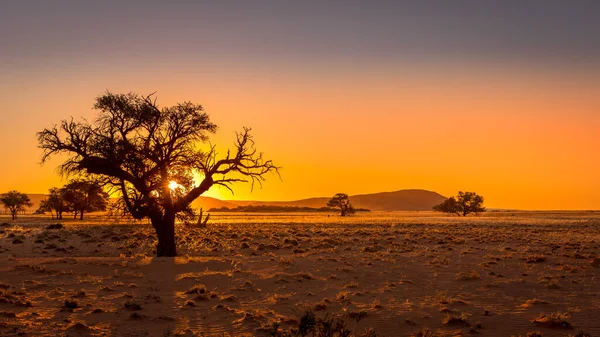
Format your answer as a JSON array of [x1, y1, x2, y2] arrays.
[[37, 187, 71, 219], [62, 180, 109, 220], [327, 193, 355, 216], [37, 92, 279, 256], [0, 191, 32, 220], [36, 199, 54, 217], [433, 191, 485, 216], [455, 191, 486, 216], [433, 197, 461, 216], [34, 200, 48, 215]]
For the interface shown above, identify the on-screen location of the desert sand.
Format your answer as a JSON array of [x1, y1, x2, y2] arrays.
[[1, 211, 599, 336]]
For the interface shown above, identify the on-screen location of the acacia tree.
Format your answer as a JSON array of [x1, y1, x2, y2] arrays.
[[327, 193, 355, 216], [432, 196, 461, 216], [433, 191, 485, 216], [38, 92, 278, 256], [38, 187, 71, 219], [62, 180, 109, 220], [36, 199, 50, 216], [0, 191, 32, 220]]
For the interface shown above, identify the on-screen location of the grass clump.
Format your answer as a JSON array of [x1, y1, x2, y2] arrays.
[[185, 284, 207, 295], [532, 312, 572, 329], [567, 332, 591, 337], [411, 328, 445, 337], [442, 313, 470, 326], [123, 299, 142, 310], [343, 281, 359, 289], [521, 299, 549, 308], [313, 298, 330, 311], [46, 223, 64, 230], [64, 299, 79, 309], [523, 254, 546, 263], [511, 332, 543, 337], [456, 270, 480, 281], [262, 310, 378, 337]]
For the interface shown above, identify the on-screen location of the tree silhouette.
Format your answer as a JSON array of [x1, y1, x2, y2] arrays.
[[433, 191, 485, 216], [432, 197, 461, 216], [38, 187, 71, 219], [0, 191, 32, 220], [38, 92, 278, 256], [36, 199, 50, 216], [327, 193, 355, 216], [62, 180, 109, 220]]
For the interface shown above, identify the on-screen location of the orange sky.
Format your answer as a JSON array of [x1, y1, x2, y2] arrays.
[[1, 63, 598, 210], [0, 2, 599, 210]]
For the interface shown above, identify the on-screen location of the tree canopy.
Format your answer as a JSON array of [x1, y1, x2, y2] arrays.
[[62, 180, 109, 220], [0, 191, 32, 220], [433, 191, 485, 216], [327, 193, 356, 216], [37, 187, 70, 220], [38, 91, 278, 256]]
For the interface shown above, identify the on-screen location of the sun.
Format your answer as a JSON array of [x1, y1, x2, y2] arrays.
[[168, 181, 179, 190]]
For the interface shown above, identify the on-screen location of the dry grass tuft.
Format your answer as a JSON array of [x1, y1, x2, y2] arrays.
[[63, 299, 79, 309], [521, 299, 549, 308], [567, 332, 592, 337], [343, 281, 359, 289], [511, 332, 543, 337], [411, 328, 445, 337], [123, 299, 142, 310], [442, 313, 470, 326], [456, 270, 480, 281], [532, 312, 572, 329]]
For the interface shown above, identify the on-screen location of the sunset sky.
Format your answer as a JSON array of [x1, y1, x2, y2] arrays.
[[0, 1, 599, 210]]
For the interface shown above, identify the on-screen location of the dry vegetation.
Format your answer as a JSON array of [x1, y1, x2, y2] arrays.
[[0, 211, 599, 336]]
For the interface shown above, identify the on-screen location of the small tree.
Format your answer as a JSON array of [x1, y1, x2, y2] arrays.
[[0, 191, 32, 220], [35, 200, 49, 215], [38, 91, 278, 256], [38, 187, 71, 219], [433, 196, 461, 216], [327, 193, 355, 216], [433, 191, 485, 216], [62, 180, 109, 220]]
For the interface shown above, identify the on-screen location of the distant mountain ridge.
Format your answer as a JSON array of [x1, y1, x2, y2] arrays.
[[192, 189, 446, 212], [17, 189, 446, 213]]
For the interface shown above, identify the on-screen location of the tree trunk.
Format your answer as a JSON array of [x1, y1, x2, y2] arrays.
[[79, 210, 84, 220], [153, 213, 177, 257], [11, 211, 16, 220], [340, 206, 348, 216]]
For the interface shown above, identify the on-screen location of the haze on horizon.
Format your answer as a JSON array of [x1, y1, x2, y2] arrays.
[[0, 1, 599, 210]]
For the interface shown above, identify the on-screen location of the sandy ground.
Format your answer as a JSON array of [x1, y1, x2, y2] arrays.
[[0, 212, 599, 337]]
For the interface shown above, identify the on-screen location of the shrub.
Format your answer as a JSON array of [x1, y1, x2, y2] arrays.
[[532, 312, 572, 329], [124, 299, 142, 310], [443, 313, 470, 326], [64, 299, 79, 309]]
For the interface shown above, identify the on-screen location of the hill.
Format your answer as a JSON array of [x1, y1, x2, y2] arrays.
[[193, 189, 446, 212], [348, 189, 447, 211], [191, 196, 239, 210]]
